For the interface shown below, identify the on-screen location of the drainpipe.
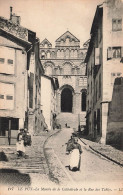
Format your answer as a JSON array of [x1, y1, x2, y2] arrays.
[[10, 7, 13, 20], [8, 119, 11, 145]]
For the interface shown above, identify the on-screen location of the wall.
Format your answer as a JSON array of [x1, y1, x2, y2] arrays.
[[0, 38, 27, 121], [41, 76, 52, 130], [106, 77, 123, 149]]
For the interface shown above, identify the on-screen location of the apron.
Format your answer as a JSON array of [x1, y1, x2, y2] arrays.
[[70, 149, 80, 170], [16, 134, 25, 153]]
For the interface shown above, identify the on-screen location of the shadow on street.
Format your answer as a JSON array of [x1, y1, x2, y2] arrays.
[[0, 169, 31, 186]]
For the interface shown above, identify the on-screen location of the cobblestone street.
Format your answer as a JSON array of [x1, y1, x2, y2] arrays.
[[45, 128, 123, 189], [0, 128, 123, 195]]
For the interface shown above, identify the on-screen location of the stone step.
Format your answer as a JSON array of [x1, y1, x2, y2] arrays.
[[56, 113, 79, 128]]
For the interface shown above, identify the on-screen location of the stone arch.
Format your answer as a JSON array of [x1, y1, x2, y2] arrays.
[[61, 49, 64, 58], [70, 49, 74, 58], [51, 51, 56, 58], [62, 62, 72, 75], [40, 50, 46, 59], [57, 49, 61, 58], [62, 61, 74, 66], [65, 36, 71, 43], [60, 85, 74, 113], [44, 61, 55, 76], [74, 49, 78, 58], [65, 48, 70, 58], [46, 50, 51, 59]]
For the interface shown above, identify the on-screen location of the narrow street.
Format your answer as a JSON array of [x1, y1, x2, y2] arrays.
[[45, 128, 123, 188], [1, 128, 123, 194]]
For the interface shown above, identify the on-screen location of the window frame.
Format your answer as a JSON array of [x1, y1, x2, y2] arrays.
[[112, 18, 122, 31]]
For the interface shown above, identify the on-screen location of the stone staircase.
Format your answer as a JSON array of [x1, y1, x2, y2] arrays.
[[56, 113, 79, 129], [0, 136, 49, 174]]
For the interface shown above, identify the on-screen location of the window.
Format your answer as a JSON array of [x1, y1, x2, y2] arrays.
[[47, 51, 50, 59], [44, 43, 48, 48], [113, 47, 121, 58], [57, 50, 61, 58], [112, 19, 122, 31], [41, 51, 45, 59], [0, 58, 4, 64], [45, 65, 53, 75], [66, 49, 70, 59], [0, 46, 15, 74], [0, 94, 4, 99], [66, 38, 70, 45], [0, 82, 14, 110], [79, 77, 87, 87], [74, 50, 78, 58], [8, 59, 13, 65], [107, 47, 121, 59], [6, 95, 13, 100]]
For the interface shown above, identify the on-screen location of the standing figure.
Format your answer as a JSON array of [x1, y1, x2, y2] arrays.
[[66, 135, 75, 154], [16, 129, 25, 157], [69, 137, 82, 171]]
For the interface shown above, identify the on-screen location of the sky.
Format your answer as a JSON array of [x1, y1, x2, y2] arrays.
[[0, 0, 103, 47]]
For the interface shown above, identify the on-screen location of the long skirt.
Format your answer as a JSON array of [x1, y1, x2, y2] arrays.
[[16, 140, 25, 153], [69, 149, 80, 171]]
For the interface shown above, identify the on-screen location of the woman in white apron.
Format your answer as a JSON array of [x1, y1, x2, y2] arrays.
[[16, 129, 25, 157], [69, 137, 82, 171]]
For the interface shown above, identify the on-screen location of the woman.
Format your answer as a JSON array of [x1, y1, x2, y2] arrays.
[[16, 129, 25, 157], [69, 137, 82, 171]]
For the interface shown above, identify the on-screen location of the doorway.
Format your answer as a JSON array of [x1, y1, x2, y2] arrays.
[[61, 88, 72, 112]]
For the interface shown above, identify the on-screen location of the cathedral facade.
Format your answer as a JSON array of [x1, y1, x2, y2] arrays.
[[40, 31, 87, 129]]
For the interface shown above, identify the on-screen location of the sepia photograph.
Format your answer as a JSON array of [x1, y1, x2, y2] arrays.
[[0, 0, 123, 194]]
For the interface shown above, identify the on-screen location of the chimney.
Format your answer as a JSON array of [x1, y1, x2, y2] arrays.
[[10, 6, 13, 20]]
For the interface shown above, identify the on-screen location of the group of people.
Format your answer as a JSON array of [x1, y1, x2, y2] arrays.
[[16, 128, 82, 171], [66, 134, 82, 171], [16, 128, 31, 157]]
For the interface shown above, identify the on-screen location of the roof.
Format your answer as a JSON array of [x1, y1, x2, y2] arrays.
[[0, 16, 36, 49], [90, 5, 103, 34], [0, 28, 31, 49], [55, 31, 80, 42], [40, 38, 52, 47]]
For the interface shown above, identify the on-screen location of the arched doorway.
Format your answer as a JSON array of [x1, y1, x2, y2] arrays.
[[61, 88, 72, 112]]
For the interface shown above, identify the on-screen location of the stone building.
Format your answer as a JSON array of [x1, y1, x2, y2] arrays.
[[40, 31, 87, 129], [85, 0, 123, 147], [28, 38, 45, 135], [0, 8, 44, 144], [41, 75, 59, 130]]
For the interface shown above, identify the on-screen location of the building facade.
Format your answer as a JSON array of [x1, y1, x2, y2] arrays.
[[0, 8, 44, 144], [85, 0, 123, 147], [41, 75, 59, 130], [28, 38, 45, 135], [40, 31, 87, 129]]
